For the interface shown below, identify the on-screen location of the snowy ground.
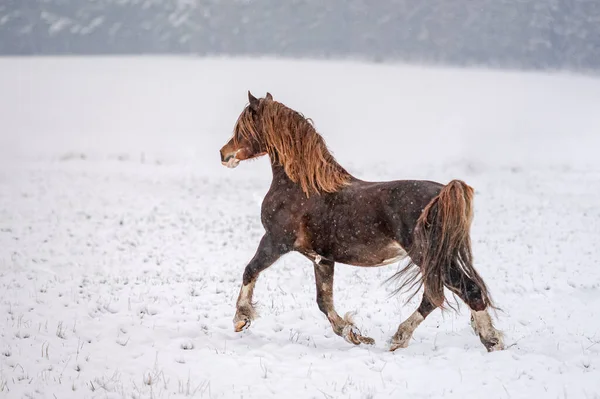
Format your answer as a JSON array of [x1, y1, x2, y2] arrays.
[[1, 57, 600, 399]]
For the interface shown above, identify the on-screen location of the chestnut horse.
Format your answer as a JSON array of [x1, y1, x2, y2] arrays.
[[219, 91, 504, 352]]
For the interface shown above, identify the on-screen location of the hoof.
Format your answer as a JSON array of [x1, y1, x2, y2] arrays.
[[234, 318, 251, 332], [342, 324, 374, 346], [359, 336, 376, 345], [233, 305, 256, 333], [479, 328, 505, 352], [487, 342, 505, 352], [483, 336, 505, 352], [389, 328, 412, 351], [389, 338, 409, 352]]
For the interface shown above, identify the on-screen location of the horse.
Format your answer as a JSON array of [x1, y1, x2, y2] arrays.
[[219, 91, 505, 352]]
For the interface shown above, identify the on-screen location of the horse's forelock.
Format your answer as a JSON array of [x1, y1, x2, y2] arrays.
[[233, 106, 257, 145]]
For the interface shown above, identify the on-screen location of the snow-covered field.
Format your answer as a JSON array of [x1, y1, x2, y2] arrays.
[[1, 57, 600, 398]]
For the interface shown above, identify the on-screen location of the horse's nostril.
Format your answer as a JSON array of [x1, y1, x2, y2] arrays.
[[223, 154, 234, 162]]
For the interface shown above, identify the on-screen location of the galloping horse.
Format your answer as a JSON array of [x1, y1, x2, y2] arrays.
[[219, 91, 504, 352]]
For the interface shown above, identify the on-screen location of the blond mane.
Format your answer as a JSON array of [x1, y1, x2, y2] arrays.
[[234, 98, 351, 196]]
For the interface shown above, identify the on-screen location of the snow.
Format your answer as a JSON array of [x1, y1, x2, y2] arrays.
[[1, 57, 600, 398]]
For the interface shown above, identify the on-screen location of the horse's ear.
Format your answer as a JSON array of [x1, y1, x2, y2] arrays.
[[248, 91, 259, 111], [265, 92, 273, 100]]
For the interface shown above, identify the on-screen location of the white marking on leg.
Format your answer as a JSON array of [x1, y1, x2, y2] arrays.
[[233, 281, 257, 331], [237, 281, 255, 310], [471, 311, 494, 338], [391, 310, 424, 350], [470, 312, 479, 335], [472, 310, 504, 351], [400, 311, 425, 333]]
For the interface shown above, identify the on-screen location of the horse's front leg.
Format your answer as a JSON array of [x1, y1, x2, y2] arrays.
[[233, 234, 287, 332], [313, 259, 374, 345]]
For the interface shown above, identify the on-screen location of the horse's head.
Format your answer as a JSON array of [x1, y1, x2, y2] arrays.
[[220, 91, 272, 168]]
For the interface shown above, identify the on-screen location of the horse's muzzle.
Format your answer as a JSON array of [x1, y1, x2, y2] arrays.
[[220, 151, 240, 168]]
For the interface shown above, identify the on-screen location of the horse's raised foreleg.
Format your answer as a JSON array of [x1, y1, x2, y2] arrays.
[[390, 292, 437, 351], [233, 234, 287, 332], [313, 259, 374, 345]]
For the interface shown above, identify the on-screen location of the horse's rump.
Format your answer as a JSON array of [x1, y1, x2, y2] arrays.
[[390, 180, 495, 310]]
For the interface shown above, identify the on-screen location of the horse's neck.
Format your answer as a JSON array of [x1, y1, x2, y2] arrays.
[[267, 153, 354, 195], [269, 161, 294, 187], [267, 160, 310, 198]]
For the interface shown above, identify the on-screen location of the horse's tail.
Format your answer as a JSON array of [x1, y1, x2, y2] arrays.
[[391, 180, 494, 310]]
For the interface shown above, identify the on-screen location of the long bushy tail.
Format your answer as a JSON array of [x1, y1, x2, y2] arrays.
[[391, 180, 494, 310]]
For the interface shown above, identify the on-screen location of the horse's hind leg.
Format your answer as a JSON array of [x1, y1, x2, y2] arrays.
[[233, 234, 286, 332], [469, 309, 504, 351], [390, 293, 437, 351], [313, 259, 374, 345], [444, 266, 504, 352]]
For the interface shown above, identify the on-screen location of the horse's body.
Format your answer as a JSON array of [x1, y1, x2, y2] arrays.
[[263, 169, 441, 268], [220, 91, 504, 351]]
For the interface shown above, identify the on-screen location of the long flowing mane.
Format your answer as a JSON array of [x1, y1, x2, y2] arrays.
[[234, 98, 351, 196]]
